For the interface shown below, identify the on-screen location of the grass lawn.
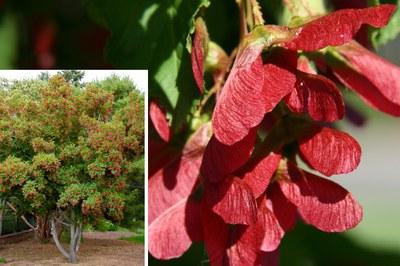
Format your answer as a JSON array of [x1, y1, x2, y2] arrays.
[[120, 227, 144, 244]]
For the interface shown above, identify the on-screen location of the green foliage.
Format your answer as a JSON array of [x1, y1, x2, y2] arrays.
[[0, 257, 7, 264], [32, 153, 60, 172], [95, 218, 118, 232], [95, 74, 139, 102], [31, 138, 55, 153], [57, 183, 97, 208], [0, 156, 30, 193], [120, 234, 144, 244], [0, 74, 144, 229], [85, 0, 205, 130], [58, 70, 85, 87]]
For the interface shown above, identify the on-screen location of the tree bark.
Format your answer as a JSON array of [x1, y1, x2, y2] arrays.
[[35, 215, 52, 241]]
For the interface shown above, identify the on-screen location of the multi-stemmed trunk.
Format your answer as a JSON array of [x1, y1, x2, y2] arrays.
[[35, 215, 52, 241], [50, 212, 82, 264]]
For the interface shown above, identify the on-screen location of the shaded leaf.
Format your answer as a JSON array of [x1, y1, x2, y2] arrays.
[[205, 177, 258, 225], [240, 153, 281, 198], [191, 18, 209, 93], [202, 203, 229, 266], [299, 127, 361, 176], [200, 128, 257, 183], [268, 182, 298, 232], [149, 101, 171, 142], [285, 72, 345, 122], [149, 198, 201, 259], [226, 223, 264, 266], [148, 124, 210, 223], [279, 166, 363, 232], [258, 197, 285, 252], [263, 62, 297, 113]]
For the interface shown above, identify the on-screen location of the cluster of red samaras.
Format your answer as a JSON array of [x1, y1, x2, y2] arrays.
[[149, 4, 400, 266]]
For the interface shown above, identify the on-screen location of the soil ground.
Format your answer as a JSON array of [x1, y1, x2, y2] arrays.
[[0, 231, 144, 266]]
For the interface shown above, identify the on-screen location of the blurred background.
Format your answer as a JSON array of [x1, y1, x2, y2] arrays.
[[0, 0, 110, 68], [1, 0, 400, 265]]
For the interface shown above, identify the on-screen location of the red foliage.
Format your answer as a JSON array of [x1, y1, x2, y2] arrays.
[[149, 3, 399, 265]]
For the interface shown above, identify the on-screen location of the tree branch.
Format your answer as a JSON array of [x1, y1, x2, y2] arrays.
[[6, 202, 37, 230]]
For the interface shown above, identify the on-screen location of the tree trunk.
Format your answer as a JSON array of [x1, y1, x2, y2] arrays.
[[68, 221, 82, 264], [51, 217, 70, 260], [35, 215, 52, 241], [50, 214, 82, 264]]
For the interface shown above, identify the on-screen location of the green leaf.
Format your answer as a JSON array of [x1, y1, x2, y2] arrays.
[[185, 0, 211, 52], [85, 0, 210, 130], [369, 0, 400, 48]]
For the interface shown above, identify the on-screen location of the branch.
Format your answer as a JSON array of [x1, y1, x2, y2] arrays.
[[54, 216, 71, 228], [6, 202, 37, 230]]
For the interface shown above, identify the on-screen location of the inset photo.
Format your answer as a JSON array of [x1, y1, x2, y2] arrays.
[[0, 70, 145, 265]]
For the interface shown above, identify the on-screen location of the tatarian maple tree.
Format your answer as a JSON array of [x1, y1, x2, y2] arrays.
[[0, 75, 144, 263], [149, 1, 400, 265]]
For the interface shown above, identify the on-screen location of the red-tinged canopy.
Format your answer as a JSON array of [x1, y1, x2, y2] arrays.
[[299, 126, 361, 176], [279, 165, 363, 232], [285, 71, 345, 122], [205, 177, 258, 225], [191, 18, 208, 93], [200, 128, 257, 183], [240, 153, 281, 198], [333, 41, 400, 116], [149, 101, 171, 142], [283, 4, 396, 51], [149, 125, 210, 223], [212, 44, 265, 145], [149, 198, 202, 259]]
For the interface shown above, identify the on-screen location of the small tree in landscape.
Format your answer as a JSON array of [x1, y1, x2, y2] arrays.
[[0, 75, 144, 263]]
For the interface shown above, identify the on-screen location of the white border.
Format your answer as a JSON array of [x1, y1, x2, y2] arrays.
[[144, 71, 149, 266]]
